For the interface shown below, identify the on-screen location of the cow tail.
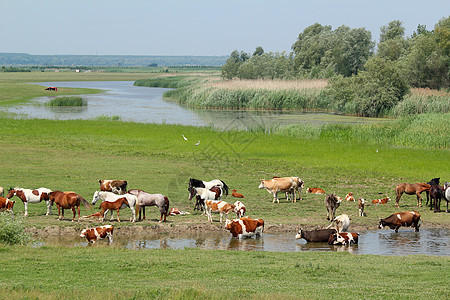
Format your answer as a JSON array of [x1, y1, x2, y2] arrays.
[[221, 181, 229, 196], [164, 196, 170, 217]]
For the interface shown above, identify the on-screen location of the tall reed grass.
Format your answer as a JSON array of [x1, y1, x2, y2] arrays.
[[46, 96, 87, 106], [392, 88, 450, 116]]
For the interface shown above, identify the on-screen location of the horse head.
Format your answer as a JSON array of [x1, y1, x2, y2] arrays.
[[91, 191, 101, 205], [187, 186, 196, 201], [5, 188, 16, 199]]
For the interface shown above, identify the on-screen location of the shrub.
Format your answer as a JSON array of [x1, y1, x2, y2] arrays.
[[0, 212, 31, 245], [46, 96, 87, 106]]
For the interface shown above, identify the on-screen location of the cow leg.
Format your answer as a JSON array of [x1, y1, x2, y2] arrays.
[[394, 226, 400, 233], [107, 232, 113, 243]]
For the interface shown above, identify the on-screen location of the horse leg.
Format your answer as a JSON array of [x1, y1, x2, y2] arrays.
[[130, 206, 136, 223], [395, 191, 402, 208], [71, 207, 76, 222], [142, 207, 146, 220], [77, 205, 81, 222], [116, 209, 121, 222], [416, 193, 422, 207]]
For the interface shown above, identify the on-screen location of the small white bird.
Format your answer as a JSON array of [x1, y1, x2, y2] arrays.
[[182, 134, 188, 141], [376, 148, 378, 153], [195, 140, 200, 146]]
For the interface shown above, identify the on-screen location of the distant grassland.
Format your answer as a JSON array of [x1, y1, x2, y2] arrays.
[[137, 76, 450, 116]]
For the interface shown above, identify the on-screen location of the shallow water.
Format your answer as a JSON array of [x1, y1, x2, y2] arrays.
[[33, 228, 450, 256], [2, 81, 389, 130]]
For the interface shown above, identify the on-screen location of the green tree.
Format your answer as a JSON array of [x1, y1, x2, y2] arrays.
[[379, 20, 405, 43], [253, 46, 264, 56], [377, 20, 408, 62]]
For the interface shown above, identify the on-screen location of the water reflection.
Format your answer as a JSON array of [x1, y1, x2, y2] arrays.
[[34, 229, 450, 256]]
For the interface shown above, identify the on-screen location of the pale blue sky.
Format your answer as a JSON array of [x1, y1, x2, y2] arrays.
[[1, 1, 448, 56]]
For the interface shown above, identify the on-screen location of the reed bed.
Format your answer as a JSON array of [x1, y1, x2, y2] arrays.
[[45, 96, 87, 106], [207, 79, 328, 91], [392, 89, 450, 116]]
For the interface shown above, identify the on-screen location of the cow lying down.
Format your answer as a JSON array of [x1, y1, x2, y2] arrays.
[[80, 225, 113, 244], [328, 232, 359, 245], [225, 217, 264, 239], [295, 228, 337, 243]]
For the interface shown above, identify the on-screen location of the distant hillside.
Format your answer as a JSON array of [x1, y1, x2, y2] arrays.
[[0, 53, 227, 67]]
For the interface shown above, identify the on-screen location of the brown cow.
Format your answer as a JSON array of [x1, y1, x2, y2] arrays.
[[225, 217, 264, 238], [80, 225, 113, 244], [231, 189, 245, 198], [0, 197, 15, 216], [98, 180, 128, 195], [345, 192, 355, 202], [395, 183, 430, 207], [358, 198, 366, 217], [324, 194, 341, 221], [204, 200, 235, 223], [295, 228, 336, 242], [259, 177, 299, 203], [378, 211, 421, 233]]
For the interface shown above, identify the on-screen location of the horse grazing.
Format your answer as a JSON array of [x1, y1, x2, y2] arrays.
[[189, 178, 229, 196], [92, 191, 137, 222], [49, 191, 90, 222], [394, 183, 430, 207], [127, 189, 170, 222], [6, 187, 52, 217]]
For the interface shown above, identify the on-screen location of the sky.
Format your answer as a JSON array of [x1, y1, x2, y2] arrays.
[[1, 1, 448, 56]]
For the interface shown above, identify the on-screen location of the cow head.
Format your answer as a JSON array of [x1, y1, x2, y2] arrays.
[[295, 229, 303, 239], [225, 219, 234, 230], [258, 180, 265, 189], [328, 233, 338, 244], [80, 229, 88, 238], [378, 219, 386, 229]]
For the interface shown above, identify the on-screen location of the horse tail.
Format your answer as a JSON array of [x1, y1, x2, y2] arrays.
[[78, 195, 91, 209], [221, 181, 229, 196], [135, 202, 140, 218], [164, 196, 170, 217]]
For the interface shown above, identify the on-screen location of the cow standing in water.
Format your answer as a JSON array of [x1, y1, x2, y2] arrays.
[[378, 211, 421, 233]]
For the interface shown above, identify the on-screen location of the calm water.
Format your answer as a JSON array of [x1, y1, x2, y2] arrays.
[[2, 81, 389, 130], [34, 228, 450, 256]]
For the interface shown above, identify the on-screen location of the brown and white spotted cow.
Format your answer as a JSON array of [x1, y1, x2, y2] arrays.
[[6, 187, 52, 216], [378, 211, 421, 233], [328, 232, 359, 245], [345, 192, 355, 202], [358, 198, 366, 217], [98, 180, 127, 195], [225, 217, 264, 239], [80, 225, 113, 244], [233, 200, 246, 218], [204, 200, 235, 223], [0, 197, 15, 216], [372, 196, 391, 205], [306, 187, 326, 194]]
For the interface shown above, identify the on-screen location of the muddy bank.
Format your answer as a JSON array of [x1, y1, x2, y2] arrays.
[[25, 221, 442, 237]]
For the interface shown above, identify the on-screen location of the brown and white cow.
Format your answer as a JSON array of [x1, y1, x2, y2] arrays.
[[378, 211, 421, 233], [80, 225, 113, 244], [358, 197, 366, 217], [0, 197, 15, 216], [372, 196, 390, 205], [328, 232, 359, 245], [306, 187, 326, 194], [295, 228, 336, 242], [259, 177, 299, 203], [98, 180, 127, 195], [345, 192, 355, 202], [233, 200, 246, 218], [324, 194, 342, 221], [204, 200, 235, 223], [225, 217, 264, 239]]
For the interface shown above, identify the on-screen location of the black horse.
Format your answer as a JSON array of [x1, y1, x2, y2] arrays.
[[426, 178, 440, 209]]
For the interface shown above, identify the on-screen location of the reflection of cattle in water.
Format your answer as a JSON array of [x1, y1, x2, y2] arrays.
[[378, 211, 421, 233]]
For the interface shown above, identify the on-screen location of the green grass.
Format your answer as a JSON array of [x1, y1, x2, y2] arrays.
[[0, 246, 447, 299], [45, 96, 87, 106]]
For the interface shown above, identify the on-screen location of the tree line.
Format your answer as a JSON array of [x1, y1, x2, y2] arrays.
[[221, 17, 449, 116]]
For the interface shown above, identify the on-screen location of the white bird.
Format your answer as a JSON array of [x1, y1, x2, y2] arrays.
[[182, 134, 188, 141], [195, 140, 200, 146], [376, 148, 378, 153]]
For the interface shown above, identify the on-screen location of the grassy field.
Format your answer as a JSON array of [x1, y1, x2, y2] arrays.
[[0, 72, 448, 299]]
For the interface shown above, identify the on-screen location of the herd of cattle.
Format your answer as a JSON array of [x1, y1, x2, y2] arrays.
[[0, 176, 448, 244]]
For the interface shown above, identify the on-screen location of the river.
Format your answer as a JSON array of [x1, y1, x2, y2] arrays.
[[3, 81, 389, 130]]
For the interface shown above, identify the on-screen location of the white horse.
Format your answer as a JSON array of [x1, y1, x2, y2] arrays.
[[92, 191, 137, 223], [6, 187, 52, 217]]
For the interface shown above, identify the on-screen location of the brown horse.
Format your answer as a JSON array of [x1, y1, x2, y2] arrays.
[[395, 183, 431, 207], [49, 191, 90, 222]]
